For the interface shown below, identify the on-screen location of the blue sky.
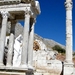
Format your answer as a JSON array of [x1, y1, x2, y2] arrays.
[[20, 0, 75, 50], [34, 0, 75, 50]]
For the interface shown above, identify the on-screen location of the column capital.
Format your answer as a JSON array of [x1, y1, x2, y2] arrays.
[[1, 11, 9, 18], [25, 9, 31, 16], [65, 2, 73, 10]]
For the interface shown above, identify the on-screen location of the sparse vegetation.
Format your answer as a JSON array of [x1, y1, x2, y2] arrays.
[[73, 52, 75, 56], [52, 45, 65, 54]]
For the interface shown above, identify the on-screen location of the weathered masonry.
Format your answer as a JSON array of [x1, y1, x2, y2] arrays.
[[0, 0, 40, 75], [64, 0, 74, 75], [0, 0, 74, 75]]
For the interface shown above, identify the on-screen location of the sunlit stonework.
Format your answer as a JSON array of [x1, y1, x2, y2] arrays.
[[0, 0, 74, 75], [0, 0, 41, 75]]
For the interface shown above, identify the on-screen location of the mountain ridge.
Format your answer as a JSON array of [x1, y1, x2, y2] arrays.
[[14, 23, 65, 50]]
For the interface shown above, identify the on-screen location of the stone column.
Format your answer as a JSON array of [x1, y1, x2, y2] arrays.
[[21, 10, 30, 68], [65, 0, 73, 63], [0, 11, 8, 66], [28, 18, 35, 69], [64, 0, 74, 75], [7, 20, 16, 66]]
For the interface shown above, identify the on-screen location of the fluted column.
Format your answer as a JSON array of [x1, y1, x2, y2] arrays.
[[7, 20, 16, 66], [0, 11, 8, 66], [28, 19, 35, 69], [21, 10, 30, 68], [65, 0, 73, 63]]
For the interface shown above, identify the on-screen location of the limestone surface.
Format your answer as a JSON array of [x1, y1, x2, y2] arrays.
[[11, 35, 62, 75]]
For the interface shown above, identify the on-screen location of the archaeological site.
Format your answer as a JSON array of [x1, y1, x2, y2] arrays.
[[0, 0, 75, 75]]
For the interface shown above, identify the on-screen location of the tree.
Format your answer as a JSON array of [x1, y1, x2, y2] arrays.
[[52, 45, 65, 54], [73, 52, 75, 56]]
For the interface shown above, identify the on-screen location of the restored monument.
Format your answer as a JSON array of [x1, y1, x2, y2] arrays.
[[0, 0, 41, 75]]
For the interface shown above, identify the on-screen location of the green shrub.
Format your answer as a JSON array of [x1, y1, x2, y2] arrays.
[[73, 52, 75, 56], [52, 45, 65, 53]]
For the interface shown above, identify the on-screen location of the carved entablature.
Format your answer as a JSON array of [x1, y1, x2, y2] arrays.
[[21, 0, 35, 3], [0, 0, 41, 19], [0, 0, 21, 4], [0, 0, 36, 5], [65, 2, 73, 10]]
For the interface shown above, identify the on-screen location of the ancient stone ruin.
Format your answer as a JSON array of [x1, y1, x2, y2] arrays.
[[0, 0, 40, 75], [0, 0, 75, 75]]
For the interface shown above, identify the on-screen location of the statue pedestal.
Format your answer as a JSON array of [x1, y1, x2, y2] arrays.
[[63, 62, 74, 75]]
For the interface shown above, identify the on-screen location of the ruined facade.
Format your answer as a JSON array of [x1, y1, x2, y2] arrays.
[[0, 0, 40, 75], [0, 0, 74, 75]]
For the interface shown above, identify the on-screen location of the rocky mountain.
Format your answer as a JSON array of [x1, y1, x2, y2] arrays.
[[14, 22, 65, 50], [34, 34, 65, 50]]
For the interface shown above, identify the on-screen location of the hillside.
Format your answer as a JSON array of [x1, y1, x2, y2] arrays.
[[4, 22, 75, 64], [34, 34, 65, 50], [14, 23, 75, 64], [14, 22, 65, 50]]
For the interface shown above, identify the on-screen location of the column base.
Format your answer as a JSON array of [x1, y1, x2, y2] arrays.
[[0, 63, 4, 66], [28, 64, 34, 70], [63, 62, 74, 75], [65, 59, 73, 64], [6, 64, 11, 67], [20, 64, 28, 68]]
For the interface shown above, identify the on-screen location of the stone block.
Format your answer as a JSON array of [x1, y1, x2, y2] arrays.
[[64, 63, 74, 75]]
